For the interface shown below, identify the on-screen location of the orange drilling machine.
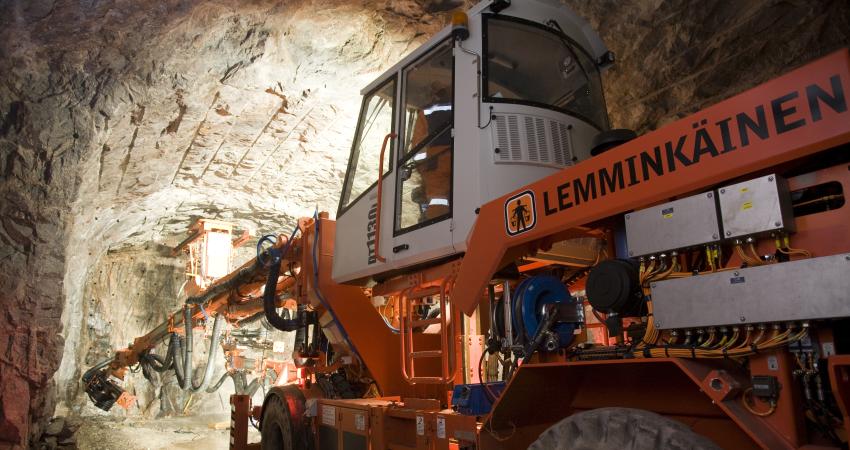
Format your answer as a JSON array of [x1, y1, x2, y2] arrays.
[[84, 0, 850, 448]]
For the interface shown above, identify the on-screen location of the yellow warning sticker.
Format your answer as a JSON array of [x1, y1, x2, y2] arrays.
[[742, 201, 753, 211], [740, 187, 749, 193]]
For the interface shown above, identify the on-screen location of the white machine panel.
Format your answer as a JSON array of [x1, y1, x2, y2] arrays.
[[651, 254, 850, 329], [718, 174, 795, 239]]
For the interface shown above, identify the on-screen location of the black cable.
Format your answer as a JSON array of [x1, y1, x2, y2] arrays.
[[261, 226, 302, 332], [184, 264, 258, 305]]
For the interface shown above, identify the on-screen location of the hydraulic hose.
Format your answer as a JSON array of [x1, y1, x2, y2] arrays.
[[262, 249, 299, 332], [180, 308, 225, 392], [142, 333, 178, 372], [171, 334, 186, 386], [194, 312, 225, 392], [206, 371, 231, 393], [261, 227, 301, 332], [184, 264, 259, 305], [522, 311, 559, 361], [245, 378, 262, 397], [180, 307, 194, 390]]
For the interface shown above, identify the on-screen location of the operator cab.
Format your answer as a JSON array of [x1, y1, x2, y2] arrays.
[[333, 0, 612, 284]]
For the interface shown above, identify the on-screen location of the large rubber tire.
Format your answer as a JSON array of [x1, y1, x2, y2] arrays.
[[528, 408, 721, 450], [261, 393, 295, 450]]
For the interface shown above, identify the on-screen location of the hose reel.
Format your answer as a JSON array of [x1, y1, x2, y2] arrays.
[[511, 275, 580, 353]]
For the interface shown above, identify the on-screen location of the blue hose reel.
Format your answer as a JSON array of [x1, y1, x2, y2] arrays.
[[512, 275, 578, 349]]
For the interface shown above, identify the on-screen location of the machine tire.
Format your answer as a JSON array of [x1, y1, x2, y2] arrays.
[[528, 408, 721, 450], [260, 393, 296, 450]]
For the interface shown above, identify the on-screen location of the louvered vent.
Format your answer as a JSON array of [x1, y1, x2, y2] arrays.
[[493, 114, 573, 167]]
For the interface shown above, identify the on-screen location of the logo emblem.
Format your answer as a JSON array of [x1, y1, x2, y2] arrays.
[[505, 190, 536, 236]]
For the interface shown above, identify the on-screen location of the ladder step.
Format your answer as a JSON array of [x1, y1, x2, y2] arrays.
[[411, 317, 441, 328], [409, 376, 446, 384], [410, 350, 442, 358]]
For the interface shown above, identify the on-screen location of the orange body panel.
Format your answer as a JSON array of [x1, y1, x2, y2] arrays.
[[308, 50, 850, 450], [454, 49, 850, 316]]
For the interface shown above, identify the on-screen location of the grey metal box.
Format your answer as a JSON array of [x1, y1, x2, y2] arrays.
[[651, 253, 850, 329], [718, 174, 795, 239], [624, 192, 721, 257]]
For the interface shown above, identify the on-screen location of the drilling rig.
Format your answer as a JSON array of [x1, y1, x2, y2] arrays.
[[84, 0, 850, 448]]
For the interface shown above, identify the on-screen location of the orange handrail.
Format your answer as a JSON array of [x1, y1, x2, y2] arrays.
[[374, 132, 397, 263], [399, 277, 459, 385]]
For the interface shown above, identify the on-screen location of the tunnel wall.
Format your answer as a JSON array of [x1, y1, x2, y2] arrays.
[[0, 0, 848, 447]]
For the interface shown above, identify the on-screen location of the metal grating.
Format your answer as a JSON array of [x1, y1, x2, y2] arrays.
[[493, 114, 572, 167], [507, 116, 521, 161], [552, 122, 572, 165], [525, 116, 539, 162], [494, 115, 510, 161]]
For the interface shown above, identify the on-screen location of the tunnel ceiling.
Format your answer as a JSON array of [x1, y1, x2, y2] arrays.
[[3, 0, 469, 249], [1, 0, 849, 446]]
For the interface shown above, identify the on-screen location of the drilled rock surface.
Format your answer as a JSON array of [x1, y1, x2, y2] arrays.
[[566, 0, 850, 132], [0, 0, 464, 446], [0, 0, 848, 447]]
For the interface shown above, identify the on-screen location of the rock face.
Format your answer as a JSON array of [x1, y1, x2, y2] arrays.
[[0, 0, 848, 447], [565, 0, 850, 132]]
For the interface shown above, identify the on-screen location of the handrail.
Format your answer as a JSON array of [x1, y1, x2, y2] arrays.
[[374, 132, 397, 263], [399, 277, 459, 385]]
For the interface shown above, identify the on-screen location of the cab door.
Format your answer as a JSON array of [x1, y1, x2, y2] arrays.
[[392, 38, 456, 269], [332, 76, 399, 284]]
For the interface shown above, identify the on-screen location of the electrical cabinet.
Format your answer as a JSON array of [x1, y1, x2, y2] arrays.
[[625, 191, 721, 257], [718, 174, 795, 239]]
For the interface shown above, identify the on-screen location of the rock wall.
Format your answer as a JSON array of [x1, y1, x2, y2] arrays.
[[565, 0, 850, 132], [0, 0, 460, 446], [64, 243, 186, 416], [0, 0, 848, 447], [60, 242, 265, 423]]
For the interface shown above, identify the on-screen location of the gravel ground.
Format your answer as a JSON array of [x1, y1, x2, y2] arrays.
[[74, 414, 261, 449]]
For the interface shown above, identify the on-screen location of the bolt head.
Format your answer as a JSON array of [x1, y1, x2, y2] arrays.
[[625, 214, 630, 220], [707, 192, 713, 198], [712, 234, 718, 240], [846, 255, 850, 261], [720, 189, 726, 194], [768, 176, 774, 181], [651, 283, 657, 288], [726, 231, 732, 236], [774, 221, 781, 227], [734, 271, 740, 276], [740, 316, 746, 322], [629, 251, 634, 256]]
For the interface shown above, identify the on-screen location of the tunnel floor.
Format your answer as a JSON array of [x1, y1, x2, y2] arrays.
[[74, 414, 260, 450]]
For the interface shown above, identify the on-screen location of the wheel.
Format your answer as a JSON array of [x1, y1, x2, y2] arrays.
[[261, 393, 295, 450], [261, 386, 313, 450], [528, 408, 721, 450]]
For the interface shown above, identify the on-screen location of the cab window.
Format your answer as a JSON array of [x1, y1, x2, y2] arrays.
[[484, 15, 609, 130], [339, 77, 397, 212], [395, 39, 454, 233]]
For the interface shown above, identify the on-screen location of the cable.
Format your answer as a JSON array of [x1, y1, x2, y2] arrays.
[[742, 387, 777, 417], [180, 311, 225, 392], [478, 350, 498, 403], [748, 243, 767, 264], [260, 223, 302, 332], [735, 245, 760, 266]]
